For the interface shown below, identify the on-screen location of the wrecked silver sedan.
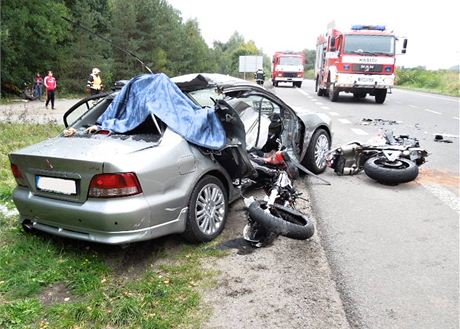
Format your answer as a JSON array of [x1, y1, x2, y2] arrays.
[[9, 73, 331, 244]]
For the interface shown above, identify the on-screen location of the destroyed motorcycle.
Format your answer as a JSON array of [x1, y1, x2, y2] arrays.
[[242, 150, 315, 247], [326, 130, 428, 185]]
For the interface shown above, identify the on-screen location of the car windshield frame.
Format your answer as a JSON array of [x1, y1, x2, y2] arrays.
[[343, 34, 395, 55]]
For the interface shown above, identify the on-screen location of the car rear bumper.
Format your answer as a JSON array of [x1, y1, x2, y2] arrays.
[[13, 187, 187, 244]]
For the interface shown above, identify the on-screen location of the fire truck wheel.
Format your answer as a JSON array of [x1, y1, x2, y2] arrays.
[[316, 78, 325, 96], [328, 83, 339, 102], [375, 89, 387, 104]]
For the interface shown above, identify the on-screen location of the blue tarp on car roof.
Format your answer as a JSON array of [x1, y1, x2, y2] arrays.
[[96, 73, 226, 150]]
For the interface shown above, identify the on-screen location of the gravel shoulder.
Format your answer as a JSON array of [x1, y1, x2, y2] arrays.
[[0, 98, 80, 124], [201, 187, 351, 329]]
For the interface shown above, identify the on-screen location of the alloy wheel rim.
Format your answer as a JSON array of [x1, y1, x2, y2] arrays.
[[195, 183, 225, 235], [315, 135, 329, 168]]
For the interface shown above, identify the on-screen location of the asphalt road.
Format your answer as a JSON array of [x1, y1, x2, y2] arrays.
[[274, 80, 459, 329]]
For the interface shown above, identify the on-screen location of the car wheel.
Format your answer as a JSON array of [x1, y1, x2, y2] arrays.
[[302, 128, 330, 174], [183, 175, 228, 243]]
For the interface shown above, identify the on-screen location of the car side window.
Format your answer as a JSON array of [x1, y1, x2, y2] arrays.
[[239, 95, 280, 116]]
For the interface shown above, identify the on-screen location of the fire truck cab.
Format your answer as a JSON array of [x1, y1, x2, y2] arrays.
[[272, 51, 305, 88], [315, 25, 407, 104]]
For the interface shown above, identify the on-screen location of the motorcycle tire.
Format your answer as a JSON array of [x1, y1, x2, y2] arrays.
[[364, 156, 418, 185], [248, 201, 315, 240]]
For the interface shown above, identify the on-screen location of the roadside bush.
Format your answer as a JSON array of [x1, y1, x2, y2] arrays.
[[396, 68, 459, 97]]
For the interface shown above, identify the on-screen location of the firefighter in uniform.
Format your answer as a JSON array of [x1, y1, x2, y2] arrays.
[[86, 68, 103, 96]]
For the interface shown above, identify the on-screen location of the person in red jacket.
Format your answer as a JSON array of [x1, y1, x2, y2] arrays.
[[44, 71, 57, 109]]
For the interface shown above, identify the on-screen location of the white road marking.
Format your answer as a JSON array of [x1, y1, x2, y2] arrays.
[[296, 89, 309, 97], [425, 109, 442, 115], [321, 106, 331, 110], [453, 117, 460, 121], [408, 105, 418, 108], [395, 101, 403, 104], [396, 88, 459, 102], [433, 133, 459, 138], [422, 184, 459, 214], [315, 102, 324, 106], [329, 111, 339, 116], [351, 128, 368, 136], [338, 118, 352, 124]]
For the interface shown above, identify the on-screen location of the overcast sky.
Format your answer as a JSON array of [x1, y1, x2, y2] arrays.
[[166, 0, 459, 70]]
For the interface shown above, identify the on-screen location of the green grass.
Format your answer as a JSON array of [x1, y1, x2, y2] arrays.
[[395, 68, 459, 97], [0, 123, 63, 203], [0, 123, 225, 329]]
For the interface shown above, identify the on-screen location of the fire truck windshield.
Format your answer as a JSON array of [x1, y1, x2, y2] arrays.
[[279, 56, 303, 66], [343, 35, 395, 55]]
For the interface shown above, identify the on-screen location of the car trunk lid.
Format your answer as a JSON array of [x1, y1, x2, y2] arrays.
[[9, 135, 158, 203]]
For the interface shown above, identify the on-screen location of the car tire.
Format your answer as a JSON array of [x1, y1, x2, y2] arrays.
[[183, 175, 228, 243], [364, 156, 418, 185], [294, 82, 302, 88], [302, 128, 330, 174]]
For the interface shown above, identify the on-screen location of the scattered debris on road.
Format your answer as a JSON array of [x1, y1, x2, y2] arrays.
[[361, 118, 402, 126], [434, 134, 455, 143]]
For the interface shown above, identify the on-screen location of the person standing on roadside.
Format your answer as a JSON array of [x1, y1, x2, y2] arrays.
[[86, 68, 103, 96], [33, 73, 43, 100], [44, 71, 57, 109]]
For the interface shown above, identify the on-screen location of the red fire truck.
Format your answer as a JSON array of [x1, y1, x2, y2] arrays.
[[272, 51, 305, 88], [314, 25, 407, 103]]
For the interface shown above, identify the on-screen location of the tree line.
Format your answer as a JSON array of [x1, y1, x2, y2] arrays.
[[1, 0, 278, 95]]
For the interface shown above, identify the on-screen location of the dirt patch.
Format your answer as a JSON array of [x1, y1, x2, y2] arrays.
[[418, 168, 460, 189], [38, 282, 75, 306], [201, 183, 350, 329]]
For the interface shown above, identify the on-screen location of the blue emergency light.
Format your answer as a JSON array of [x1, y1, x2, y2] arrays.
[[351, 25, 386, 31]]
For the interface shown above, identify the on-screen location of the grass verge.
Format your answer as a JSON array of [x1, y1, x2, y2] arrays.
[[0, 123, 224, 329]]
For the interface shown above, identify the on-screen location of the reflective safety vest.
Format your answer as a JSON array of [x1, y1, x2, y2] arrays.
[[88, 73, 102, 90]]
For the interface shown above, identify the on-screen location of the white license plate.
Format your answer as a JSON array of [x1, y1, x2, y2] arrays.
[[36, 176, 77, 195], [358, 77, 374, 83]]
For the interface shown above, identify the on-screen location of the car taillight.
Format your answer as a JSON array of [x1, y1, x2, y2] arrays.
[[88, 173, 142, 198], [11, 163, 22, 178], [11, 163, 27, 187]]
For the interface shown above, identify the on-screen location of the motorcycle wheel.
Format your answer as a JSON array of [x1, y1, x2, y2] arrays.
[[248, 201, 315, 240], [364, 156, 418, 185]]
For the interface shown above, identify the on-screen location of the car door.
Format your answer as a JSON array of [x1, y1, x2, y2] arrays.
[[221, 86, 304, 160]]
